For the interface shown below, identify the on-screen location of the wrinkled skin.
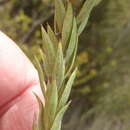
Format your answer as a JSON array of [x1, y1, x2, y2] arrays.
[[0, 31, 43, 130]]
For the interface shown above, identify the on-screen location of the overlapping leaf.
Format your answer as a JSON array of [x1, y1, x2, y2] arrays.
[[65, 18, 78, 62], [34, 55, 46, 94], [77, 0, 100, 35], [66, 38, 78, 77], [58, 68, 77, 110], [47, 24, 58, 50], [41, 26, 56, 77], [62, 2, 73, 50], [54, 0, 65, 32], [50, 102, 71, 130], [41, 26, 55, 58], [33, 94, 44, 130], [53, 43, 65, 89], [45, 80, 58, 125]]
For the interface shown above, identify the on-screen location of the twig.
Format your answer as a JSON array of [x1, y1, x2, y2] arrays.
[[0, 0, 9, 5], [20, 10, 54, 44]]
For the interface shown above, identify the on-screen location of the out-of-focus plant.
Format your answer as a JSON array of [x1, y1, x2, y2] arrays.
[[33, 0, 101, 130], [70, 0, 130, 129]]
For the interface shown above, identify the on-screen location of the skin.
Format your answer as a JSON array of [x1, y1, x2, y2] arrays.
[[0, 31, 43, 130]]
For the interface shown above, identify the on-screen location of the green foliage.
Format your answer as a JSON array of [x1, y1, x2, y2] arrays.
[[77, 0, 101, 35], [33, 0, 100, 130], [33, 1, 78, 130], [53, 43, 65, 89], [58, 68, 77, 110], [62, 2, 73, 50], [54, 0, 65, 32], [1, 0, 130, 129]]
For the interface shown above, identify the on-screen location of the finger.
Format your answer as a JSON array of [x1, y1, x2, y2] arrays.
[[0, 84, 41, 130], [0, 31, 44, 129], [0, 31, 40, 112]]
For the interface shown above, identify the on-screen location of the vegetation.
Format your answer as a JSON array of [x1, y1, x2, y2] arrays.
[[0, 0, 130, 129]]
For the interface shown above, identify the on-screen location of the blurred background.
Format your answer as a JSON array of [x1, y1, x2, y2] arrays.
[[0, 0, 130, 129]]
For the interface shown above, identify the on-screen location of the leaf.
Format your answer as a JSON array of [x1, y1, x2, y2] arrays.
[[50, 102, 71, 130], [43, 106, 50, 130], [34, 55, 46, 95], [53, 42, 65, 89], [62, 2, 73, 50], [66, 37, 78, 77], [41, 26, 55, 62], [65, 18, 78, 62], [47, 24, 58, 50], [54, 0, 65, 32], [45, 80, 58, 124], [77, 0, 100, 35], [57, 121, 62, 130], [95, 0, 102, 6], [41, 54, 51, 78], [58, 68, 77, 109], [33, 93, 44, 130]]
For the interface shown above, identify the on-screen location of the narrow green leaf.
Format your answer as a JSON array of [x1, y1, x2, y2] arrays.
[[58, 68, 77, 109], [33, 94, 44, 130], [34, 55, 46, 95], [62, 2, 73, 50], [66, 37, 78, 77], [77, 0, 100, 35], [55, 0, 65, 32], [41, 26, 56, 77], [65, 18, 77, 62], [57, 121, 61, 130], [95, 0, 102, 6], [77, 0, 95, 24], [53, 42, 65, 88], [47, 24, 58, 50], [41, 53, 53, 79], [43, 105, 50, 130], [51, 102, 71, 130], [34, 55, 44, 80], [54, 12, 58, 34], [78, 14, 90, 35], [46, 80, 58, 124], [41, 26, 55, 61]]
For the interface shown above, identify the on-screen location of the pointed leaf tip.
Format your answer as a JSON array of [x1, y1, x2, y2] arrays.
[[58, 68, 77, 109], [62, 1, 73, 50]]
